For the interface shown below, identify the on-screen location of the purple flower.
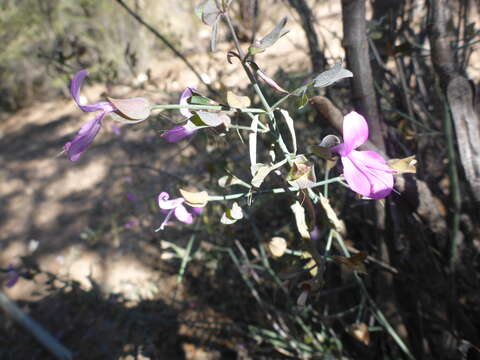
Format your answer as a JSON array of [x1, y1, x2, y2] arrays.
[[64, 70, 151, 161], [64, 70, 116, 161], [156, 192, 196, 231], [124, 219, 139, 229], [126, 193, 138, 203], [5, 264, 20, 288], [162, 87, 197, 142], [162, 124, 196, 143], [331, 111, 395, 199]]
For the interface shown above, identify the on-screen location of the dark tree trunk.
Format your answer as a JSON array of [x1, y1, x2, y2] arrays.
[[341, 0, 385, 150]]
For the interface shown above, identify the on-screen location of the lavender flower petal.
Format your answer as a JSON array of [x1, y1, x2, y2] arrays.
[[64, 112, 105, 162], [162, 125, 196, 143]]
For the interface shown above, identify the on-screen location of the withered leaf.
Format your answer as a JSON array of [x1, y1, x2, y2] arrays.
[[348, 323, 370, 345], [179, 189, 209, 207], [332, 251, 368, 274], [227, 91, 251, 108], [268, 237, 287, 258], [388, 155, 417, 174]]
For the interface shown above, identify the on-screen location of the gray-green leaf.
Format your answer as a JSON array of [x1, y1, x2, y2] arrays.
[[314, 62, 353, 88]]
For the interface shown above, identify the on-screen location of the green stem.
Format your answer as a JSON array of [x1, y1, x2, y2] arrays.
[[207, 177, 343, 201], [151, 104, 265, 114], [228, 124, 268, 133], [271, 81, 314, 110], [333, 231, 415, 360], [223, 12, 291, 159]]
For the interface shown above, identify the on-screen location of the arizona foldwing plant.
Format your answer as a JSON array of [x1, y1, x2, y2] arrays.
[[61, 1, 417, 358]]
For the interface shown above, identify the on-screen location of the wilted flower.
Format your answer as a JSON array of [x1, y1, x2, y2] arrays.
[[156, 192, 201, 231], [331, 111, 395, 199]]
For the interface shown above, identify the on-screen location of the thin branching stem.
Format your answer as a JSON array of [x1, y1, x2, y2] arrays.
[[208, 177, 343, 201], [151, 104, 265, 114]]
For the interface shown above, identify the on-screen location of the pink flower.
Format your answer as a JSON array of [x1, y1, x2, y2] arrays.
[[331, 111, 395, 199], [156, 192, 195, 231]]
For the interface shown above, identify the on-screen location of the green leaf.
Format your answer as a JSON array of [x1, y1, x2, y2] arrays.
[[298, 92, 308, 109], [190, 95, 213, 105]]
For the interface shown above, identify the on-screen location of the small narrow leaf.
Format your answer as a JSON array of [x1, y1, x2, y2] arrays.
[[227, 91, 251, 108], [248, 17, 289, 54], [314, 62, 353, 88], [259, 17, 288, 48]]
